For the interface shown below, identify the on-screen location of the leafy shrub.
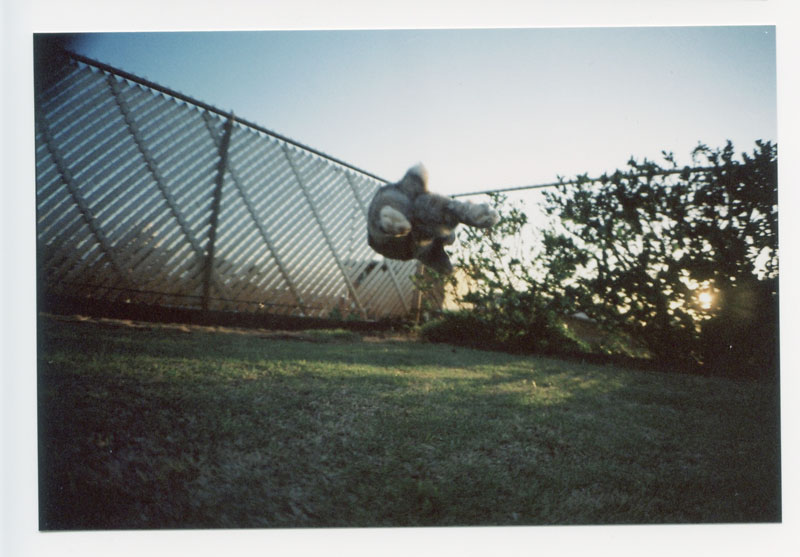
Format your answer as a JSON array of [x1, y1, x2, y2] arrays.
[[537, 141, 778, 376], [419, 197, 587, 357], [417, 141, 778, 378], [419, 310, 493, 349]]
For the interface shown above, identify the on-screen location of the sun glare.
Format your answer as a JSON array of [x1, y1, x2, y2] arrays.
[[698, 291, 714, 310]]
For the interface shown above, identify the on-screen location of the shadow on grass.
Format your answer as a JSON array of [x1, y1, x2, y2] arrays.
[[37, 315, 780, 529]]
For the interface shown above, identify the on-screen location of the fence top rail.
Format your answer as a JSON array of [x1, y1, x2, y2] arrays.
[[451, 166, 719, 198], [62, 49, 390, 185]]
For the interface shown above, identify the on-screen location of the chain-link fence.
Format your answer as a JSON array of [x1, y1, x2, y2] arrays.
[[35, 51, 423, 322]]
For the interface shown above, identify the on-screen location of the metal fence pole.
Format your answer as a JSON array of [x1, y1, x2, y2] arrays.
[[107, 76, 235, 303], [202, 113, 235, 312], [200, 112, 309, 316]]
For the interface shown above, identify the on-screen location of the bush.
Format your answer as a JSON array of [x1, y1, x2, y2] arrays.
[[417, 142, 778, 378], [538, 141, 778, 375], [419, 311, 493, 349], [421, 302, 586, 358], [415, 194, 593, 358]]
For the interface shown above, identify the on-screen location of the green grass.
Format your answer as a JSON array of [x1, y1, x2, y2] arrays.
[[37, 314, 781, 529]]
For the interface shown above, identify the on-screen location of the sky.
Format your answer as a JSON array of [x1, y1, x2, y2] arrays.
[[63, 26, 777, 197]]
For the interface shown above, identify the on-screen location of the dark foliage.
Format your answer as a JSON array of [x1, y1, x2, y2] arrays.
[[539, 141, 777, 378], [420, 141, 778, 380]]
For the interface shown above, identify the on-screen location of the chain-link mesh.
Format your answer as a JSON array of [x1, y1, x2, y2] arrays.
[[35, 54, 420, 320]]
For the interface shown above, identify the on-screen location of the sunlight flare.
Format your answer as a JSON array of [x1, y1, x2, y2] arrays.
[[697, 290, 714, 310]]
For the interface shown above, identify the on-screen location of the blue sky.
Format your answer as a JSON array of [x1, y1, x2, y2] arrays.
[[67, 26, 776, 196]]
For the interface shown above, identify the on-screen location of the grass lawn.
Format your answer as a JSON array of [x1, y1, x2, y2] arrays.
[[37, 314, 781, 529]]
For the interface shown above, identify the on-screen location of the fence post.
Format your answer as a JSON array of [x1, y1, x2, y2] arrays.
[[107, 75, 236, 306], [202, 113, 235, 312], [200, 112, 309, 316]]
